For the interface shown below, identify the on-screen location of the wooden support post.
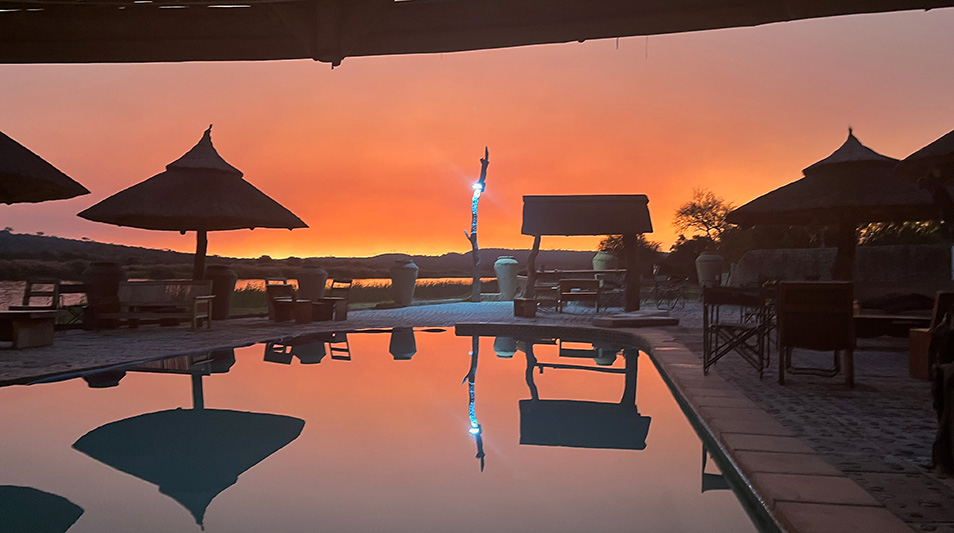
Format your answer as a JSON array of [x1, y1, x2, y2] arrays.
[[622, 234, 641, 311], [525, 235, 542, 299], [194, 229, 208, 281], [831, 222, 857, 281]]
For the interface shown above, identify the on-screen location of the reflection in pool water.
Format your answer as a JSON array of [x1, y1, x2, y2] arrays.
[[0, 328, 760, 532]]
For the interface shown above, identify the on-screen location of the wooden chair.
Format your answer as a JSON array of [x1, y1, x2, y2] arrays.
[[315, 278, 352, 321], [9, 279, 61, 311], [910, 291, 954, 379], [557, 279, 601, 312], [777, 282, 854, 387], [265, 283, 298, 322]]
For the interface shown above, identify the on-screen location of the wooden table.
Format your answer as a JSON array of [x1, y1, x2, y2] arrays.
[[0, 310, 61, 348], [854, 314, 931, 339]]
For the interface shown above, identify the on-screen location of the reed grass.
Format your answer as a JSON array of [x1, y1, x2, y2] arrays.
[[227, 278, 496, 315]]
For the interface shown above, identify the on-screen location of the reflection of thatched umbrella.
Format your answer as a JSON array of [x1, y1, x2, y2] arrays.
[[73, 369, 303, 528], [0, 485, 84, 532], [74, 409, 304, 527], [727, 130, 937, 280], [1, 129, 89, 204], [78, 126, 306, 279]]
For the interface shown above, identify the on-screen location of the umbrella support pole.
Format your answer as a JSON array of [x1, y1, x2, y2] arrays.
[[194, 230, 208, 281], [191, 373, 205, 410], [831, 223, 857, 281]]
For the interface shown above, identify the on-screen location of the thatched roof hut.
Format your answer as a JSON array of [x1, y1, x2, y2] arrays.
[[79, 126, 306, 278], [727, 130, 937, 280]]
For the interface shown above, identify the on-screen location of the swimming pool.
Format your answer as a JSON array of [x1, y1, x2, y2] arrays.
[[0, 327, 760, 532]]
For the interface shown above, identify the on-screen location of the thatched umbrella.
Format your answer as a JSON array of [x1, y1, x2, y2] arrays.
[[895, 128, 954, 183], [1, 129, 89, 204], [78, 126, 306, 279], [893, 128, 954, 233], [727, 130, 937, 280]]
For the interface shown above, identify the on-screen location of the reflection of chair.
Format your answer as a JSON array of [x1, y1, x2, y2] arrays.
[[264, 342, 293, 364], [328, 332, 351, 360], [703, 286, 773, 377], [777, 282, 854, 387]]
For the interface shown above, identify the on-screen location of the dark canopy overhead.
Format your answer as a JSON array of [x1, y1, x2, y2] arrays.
[[0, 0, 950, 66], [1, 129, 89, 204]]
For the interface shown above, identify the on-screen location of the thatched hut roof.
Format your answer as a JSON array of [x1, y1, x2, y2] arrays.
[[802, 128, 898, 176], [728, 131, 935, 227], [0, 129, 89, 204], [78, 126, 305, 232], [894, 127, 954, 182]]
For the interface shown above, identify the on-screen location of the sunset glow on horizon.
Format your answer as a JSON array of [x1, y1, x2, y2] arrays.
[[2, 8, 953, 259]]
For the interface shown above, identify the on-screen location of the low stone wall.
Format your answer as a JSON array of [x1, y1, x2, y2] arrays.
[[729, 244, 954, 300]]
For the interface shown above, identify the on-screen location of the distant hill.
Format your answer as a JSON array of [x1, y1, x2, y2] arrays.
[[0, 231, 596, 280]]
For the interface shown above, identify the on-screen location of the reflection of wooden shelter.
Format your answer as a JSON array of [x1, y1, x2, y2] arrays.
[[522, 195, 653, 311], [0, 1, 948, 66], [520, 340, 651, 450]]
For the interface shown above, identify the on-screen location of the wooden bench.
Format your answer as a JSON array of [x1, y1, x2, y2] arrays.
[[557, 279, 601, 312], [0, 310, 61, 348], [95, 280, 214, 331]]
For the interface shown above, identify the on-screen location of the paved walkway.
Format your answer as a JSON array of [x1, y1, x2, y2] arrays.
[[2, 300, 951, 531]]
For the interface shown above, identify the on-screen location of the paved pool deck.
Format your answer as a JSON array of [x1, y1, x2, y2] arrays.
[[0, 300, 950, 532]]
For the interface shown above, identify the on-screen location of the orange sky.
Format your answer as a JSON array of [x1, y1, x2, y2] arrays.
[[2, 8, 954, 259]]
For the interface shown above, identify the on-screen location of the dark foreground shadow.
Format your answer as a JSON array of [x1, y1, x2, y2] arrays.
[[0, 485, 84, 533]]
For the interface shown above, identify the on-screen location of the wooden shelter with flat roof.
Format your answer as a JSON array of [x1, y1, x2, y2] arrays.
[[522, 194, 653, 312]]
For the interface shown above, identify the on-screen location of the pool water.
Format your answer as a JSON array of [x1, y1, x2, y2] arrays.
[[0, 328, 759, 532]]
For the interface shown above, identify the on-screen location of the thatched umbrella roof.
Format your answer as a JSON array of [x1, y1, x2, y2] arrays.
[[1, 129, 89, 204], [894, 127, 954, 182], [727, 130, 938, 280], [78, 126, 306, 279]]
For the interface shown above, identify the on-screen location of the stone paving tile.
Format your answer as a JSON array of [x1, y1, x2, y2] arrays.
[[751, 473, 881, 507], [722, 434, 816, 454], [734, 450, 843, 476], [690, 395, 760, 408], [774, 502, 912, 533]]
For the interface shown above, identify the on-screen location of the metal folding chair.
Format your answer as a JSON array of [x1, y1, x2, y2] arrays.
[[703, 286, 774, 378]]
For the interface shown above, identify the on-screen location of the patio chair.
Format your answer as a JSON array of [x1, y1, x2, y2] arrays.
[[777, 281, 854, 387], [9, 279, 60, 310], [314, 278, 351, 321], [265, 283, 298, 322], [703, 286, 774, 378]]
